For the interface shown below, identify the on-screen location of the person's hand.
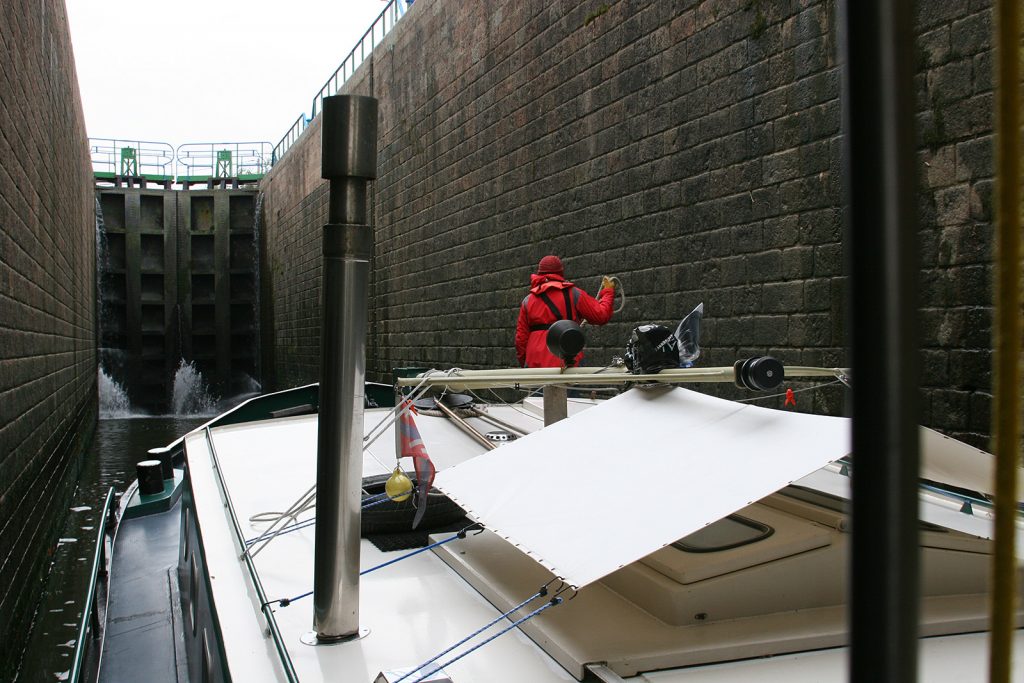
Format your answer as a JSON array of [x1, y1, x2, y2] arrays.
[[601, 276, 616, 291]]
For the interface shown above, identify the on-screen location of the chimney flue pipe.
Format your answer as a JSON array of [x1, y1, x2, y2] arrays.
[[312, 94, 378, 642]]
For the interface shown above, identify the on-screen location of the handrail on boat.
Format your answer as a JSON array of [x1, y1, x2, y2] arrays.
[[69, 486, 115, 683], [394, 365, 848, 391], [203, 427, 300, 682]]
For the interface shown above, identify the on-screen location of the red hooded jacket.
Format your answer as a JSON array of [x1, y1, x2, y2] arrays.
[[515, 273, 614, 368]]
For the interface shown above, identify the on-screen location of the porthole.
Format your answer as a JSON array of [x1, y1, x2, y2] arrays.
[[672, 514, 774, 553]]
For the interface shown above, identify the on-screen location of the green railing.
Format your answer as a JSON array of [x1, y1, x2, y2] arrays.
[[176, 141, 273, 182], [69, 486, 116, 683], [272, 0, 409, 166], [89, 138, 175, 180]]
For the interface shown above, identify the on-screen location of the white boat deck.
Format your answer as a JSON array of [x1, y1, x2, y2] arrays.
[[181, 395, 1024, 682], [185, 402, 592, 683]]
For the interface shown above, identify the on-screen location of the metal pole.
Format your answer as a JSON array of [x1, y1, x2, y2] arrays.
[[543, 386, 568, 426], [989, 0, 1022, 679], [434, 400, 497, 450], [313, 94, 378, 642], [838, 1, 920, 681]]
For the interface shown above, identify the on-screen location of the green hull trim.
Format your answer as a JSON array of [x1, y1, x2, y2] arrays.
[[124, 469, 184, 519]]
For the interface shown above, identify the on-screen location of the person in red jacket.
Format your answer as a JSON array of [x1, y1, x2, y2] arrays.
[[515, 255, 615, 368]]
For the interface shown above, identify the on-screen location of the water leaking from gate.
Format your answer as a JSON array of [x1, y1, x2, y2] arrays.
[[171, 359, 219, 416]]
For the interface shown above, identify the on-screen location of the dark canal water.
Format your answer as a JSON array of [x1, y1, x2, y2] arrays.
[[15, 417, 205, 683]]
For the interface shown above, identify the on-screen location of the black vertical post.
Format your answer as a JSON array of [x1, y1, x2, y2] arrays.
[[839, 1, 920, 681]]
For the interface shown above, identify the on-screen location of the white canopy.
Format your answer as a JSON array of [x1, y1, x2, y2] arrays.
[[434, 386, 851, 589], [918, 426, 1024, 498]]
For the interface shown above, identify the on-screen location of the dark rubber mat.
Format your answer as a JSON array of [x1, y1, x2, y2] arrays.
[[365, 518, 470, 552]]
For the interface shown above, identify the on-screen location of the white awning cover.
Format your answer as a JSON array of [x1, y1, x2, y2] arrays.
[[918, 426, 1024, 498], [434, 386, 851, 589]]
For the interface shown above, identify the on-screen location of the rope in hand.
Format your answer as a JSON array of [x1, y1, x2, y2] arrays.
[[605, 275, 625, 314], [580, 275, 625, 330]]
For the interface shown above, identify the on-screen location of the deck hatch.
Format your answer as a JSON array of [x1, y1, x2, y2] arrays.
[[672, 514, 773, 553]]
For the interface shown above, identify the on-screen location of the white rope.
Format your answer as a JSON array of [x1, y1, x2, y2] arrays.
[[245, 370, 445, 556], [607, 275, 625, 313], [734, 378, 846, 403]]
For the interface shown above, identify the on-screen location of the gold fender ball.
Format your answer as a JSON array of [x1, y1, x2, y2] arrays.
[[385, 468, 414, 502]]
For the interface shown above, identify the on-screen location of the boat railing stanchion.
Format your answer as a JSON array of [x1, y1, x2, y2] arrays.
[[309, 93, 378, 645], [542, 320, 585, 425], [542, 386, 568, 426]]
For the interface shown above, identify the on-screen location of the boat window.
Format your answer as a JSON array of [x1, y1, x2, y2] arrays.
[[672, 514, 773, 553], [183, 505, 190, 559], [190, 555, 199, 634], [782, 484, 848, 513]]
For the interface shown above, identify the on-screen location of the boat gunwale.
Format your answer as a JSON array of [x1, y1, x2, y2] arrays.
[[68, 486, 116, 683], [202, 425, 300, 682]]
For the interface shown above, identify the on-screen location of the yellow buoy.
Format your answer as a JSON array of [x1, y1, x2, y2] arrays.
[[385, 467, 414, 502]]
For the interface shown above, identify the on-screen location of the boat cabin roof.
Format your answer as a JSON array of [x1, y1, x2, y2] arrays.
[[180, 392, 1021, 682]]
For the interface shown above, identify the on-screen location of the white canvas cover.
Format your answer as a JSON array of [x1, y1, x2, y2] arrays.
[[434, 386, 851, 589], [919, 426, 1024, 499]]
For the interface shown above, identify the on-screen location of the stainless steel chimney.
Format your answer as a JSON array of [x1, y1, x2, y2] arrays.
[[312, 94, 378, 642]]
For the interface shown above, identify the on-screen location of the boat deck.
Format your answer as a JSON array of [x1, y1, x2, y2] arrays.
[[185, 402, 588, 682], [174, 393, 1024, 682], [101, 499, 187, 683]]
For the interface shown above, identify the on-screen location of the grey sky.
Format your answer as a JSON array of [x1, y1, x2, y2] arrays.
[[66, 0, 390, 149]]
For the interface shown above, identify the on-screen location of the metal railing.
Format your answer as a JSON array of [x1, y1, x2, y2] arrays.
[[89, 138, 174, 178], [272, 0, 408, 166], [176, 142, 273, 180], [69, 486, 116, 683], [272, 114, 308, 167], [204, 427, 299, 681]]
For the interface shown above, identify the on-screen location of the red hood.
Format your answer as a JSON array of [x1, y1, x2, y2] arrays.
[[529, 273, 573, 294]]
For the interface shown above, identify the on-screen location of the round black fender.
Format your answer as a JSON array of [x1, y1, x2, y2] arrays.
[[360, 474, 466, 535]]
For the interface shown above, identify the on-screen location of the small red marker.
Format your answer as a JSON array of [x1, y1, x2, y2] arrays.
[[784, 388, 796, 407]]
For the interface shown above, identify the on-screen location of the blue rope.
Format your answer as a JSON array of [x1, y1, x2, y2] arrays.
[[391, 589, 549, 683], [362, 492, 402, 509], [274, 526, 481, 607], [280, 588, 313, 606], [408, 597, 564, 683], [358, 531, 467, 576]]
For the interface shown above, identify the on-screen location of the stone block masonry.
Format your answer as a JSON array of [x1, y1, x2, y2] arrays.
[[0, 0, 97, 677], [260, 0, 1000, 449]]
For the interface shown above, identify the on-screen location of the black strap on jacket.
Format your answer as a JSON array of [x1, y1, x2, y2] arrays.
[[529, 289, 575, 333]]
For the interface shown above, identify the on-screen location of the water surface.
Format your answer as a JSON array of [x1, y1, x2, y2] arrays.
[[16, 417, 204, 682]]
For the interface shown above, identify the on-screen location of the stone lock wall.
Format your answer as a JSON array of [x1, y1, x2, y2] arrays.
[[0, 0, 97, 676], [260, 0, 1000, 449]]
